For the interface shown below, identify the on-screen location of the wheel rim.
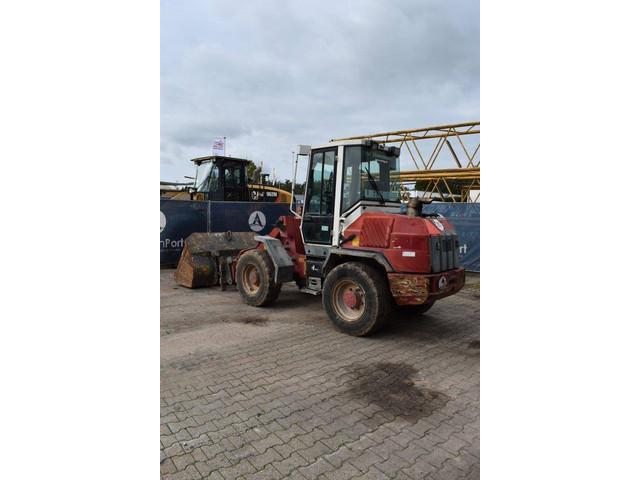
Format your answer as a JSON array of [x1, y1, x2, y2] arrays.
[[332, 279, 365, 322], [242, 264, 260, 294]]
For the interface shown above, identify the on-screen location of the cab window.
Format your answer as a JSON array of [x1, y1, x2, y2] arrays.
[[306, 150, 336, 215], [223, 166, 241, 186], [342, 146, 362, 213]]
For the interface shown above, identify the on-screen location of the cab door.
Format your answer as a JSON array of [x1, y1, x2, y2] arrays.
[[301, 147, 337, 244], [221, 163, 249, 201]]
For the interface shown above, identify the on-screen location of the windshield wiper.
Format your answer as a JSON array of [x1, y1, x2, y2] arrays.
[[364, 166, 385, 204]]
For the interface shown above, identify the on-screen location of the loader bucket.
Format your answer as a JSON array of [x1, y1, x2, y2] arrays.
[[175, 232, 258, 288]]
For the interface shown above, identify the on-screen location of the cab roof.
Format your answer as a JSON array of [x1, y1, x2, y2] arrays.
[[190, 155, 253, 165], [312, 139, 400, 156]]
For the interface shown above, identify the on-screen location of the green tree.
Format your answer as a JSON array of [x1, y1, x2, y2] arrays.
[[280, 179, 293, 192], [246, 161, 258, 182]]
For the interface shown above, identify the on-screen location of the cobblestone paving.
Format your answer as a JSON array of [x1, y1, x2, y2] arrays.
[[161, 270, 479, 479]]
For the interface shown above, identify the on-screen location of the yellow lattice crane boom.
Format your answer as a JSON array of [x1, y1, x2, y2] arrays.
[[332, 121, 480, 202]]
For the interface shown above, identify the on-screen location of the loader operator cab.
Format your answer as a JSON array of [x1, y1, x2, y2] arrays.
[[192, 155, 250, 202], [301, 140, 402, 245]]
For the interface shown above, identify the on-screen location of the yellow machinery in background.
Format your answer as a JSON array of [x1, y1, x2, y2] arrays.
[[160, 155, 293, 204]]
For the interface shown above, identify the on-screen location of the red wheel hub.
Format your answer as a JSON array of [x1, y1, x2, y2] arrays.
[[333, 280, 365, 322], [343, 289, 361, 309]]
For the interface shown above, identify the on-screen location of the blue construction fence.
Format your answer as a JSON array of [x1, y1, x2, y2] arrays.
[[160, 200, 292, 266], [423, 203, 480, 272], [161, 200, 480, 272]]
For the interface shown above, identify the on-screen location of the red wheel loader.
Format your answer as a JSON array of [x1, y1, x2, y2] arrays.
[[232, 140, 465, 336], [176, 139, 465, 336]]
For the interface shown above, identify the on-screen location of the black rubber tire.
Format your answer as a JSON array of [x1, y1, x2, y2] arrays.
[[394, 299, 436, 316], [322, 262, 391, 336], [235, 250, 282, 306]]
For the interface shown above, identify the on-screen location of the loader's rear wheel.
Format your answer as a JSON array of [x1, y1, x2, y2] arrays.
[[236, 250, 281, 306], [322, 262, 391, 336], [394, 299, 436, 315]]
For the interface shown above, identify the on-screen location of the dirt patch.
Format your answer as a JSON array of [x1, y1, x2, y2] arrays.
[[461, 282, 480, 299], [468, 340, 480, 349], [242, 317, 268, 326], [344, 362, 449, 421]]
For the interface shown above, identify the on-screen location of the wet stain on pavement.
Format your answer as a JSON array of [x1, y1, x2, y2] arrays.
[[345, 362, 449, 421]]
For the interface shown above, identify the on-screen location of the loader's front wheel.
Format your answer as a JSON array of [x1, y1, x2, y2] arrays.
[[236, 250, 281, 306], [322, 262, 391, 336]]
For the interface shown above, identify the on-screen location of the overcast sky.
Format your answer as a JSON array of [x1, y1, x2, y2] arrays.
[[161, 0, 479, 183]]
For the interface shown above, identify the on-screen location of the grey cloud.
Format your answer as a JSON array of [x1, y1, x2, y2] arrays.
[[161, 0, 478, 182]]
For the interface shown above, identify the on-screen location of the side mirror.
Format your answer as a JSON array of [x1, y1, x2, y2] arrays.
[[290, 148, 310, 218]]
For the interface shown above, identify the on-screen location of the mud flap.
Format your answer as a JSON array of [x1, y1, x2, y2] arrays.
[[254, 235, 294, 284]]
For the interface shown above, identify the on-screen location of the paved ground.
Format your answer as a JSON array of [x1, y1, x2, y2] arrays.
[[161, 269, 480, 479]]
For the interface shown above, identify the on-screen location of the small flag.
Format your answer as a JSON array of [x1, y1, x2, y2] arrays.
[[212, 137, 225, 155]]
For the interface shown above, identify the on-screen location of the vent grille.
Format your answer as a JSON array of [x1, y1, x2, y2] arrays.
[[360, 217, 395, 248], [429, 233, 460, 273]]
